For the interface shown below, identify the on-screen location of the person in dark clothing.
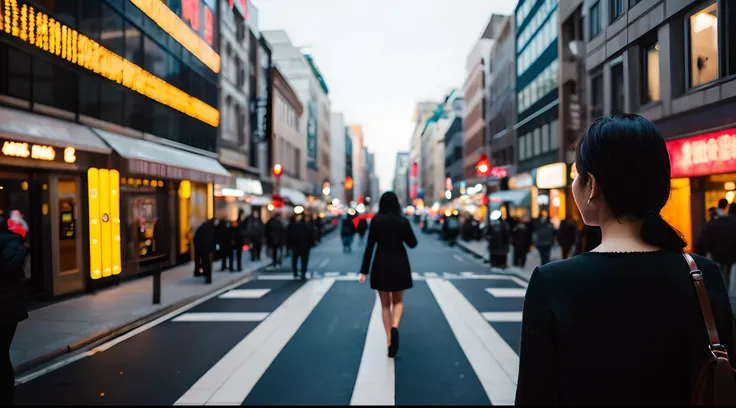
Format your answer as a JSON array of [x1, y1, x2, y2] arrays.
[[356, 217, 368, 244], [511, 218, 531, 268], [487, 218, 511, 268], [359, 192, 418, 358], [216, 217, 233, 272], [0, 216, 28, 406], [287, 215, 315, 279], [193, 218, 216, 283], [516, 113, 735, 405], [243, 213, 264, 261], [556, 218, 578, 259], [533, 218, 555, 265], [717, 198, 729, 217], [265, 213, 286, 267], [312, 215, 323, 243], [340, 214, 356, 252], [232, 211, 247, 272], [694, 207, 736, 288]]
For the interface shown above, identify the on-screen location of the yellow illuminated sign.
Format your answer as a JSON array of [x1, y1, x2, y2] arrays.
[[64, 147, 76, 163], [0, 0, 219, 128], [88, 168, 122, 279], [207, 182, 213, 219], [129, 0, 220, 73], [2, 141, 61, 161], [31, 144, 55, 160], [2, 141, 30, 158]]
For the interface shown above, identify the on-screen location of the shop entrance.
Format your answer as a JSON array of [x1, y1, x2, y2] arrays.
[[51, 176, 84, 295]]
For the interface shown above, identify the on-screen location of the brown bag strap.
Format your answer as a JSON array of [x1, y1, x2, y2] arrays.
[[683, 253, 729, 360]]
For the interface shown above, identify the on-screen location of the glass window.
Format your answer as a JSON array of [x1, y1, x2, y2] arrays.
[[79, 76, 100, 118], [611, 0, 624, 22], [542, 123, 550, 152], [125, 0, 144, 25], [144, 36, 167, 79], [630, 0, 642, 8], [590, 71, 604, 119], [125, 22, 144, 67], [611, 62, 625, 112], [2, 45, 31, 101], [526, 132, 533, 158], [689, 2, 719, 87], [644, 42, 661, 103], [534, 128, 541, 155], [33, 58, 78, 113], [550, 120, 559, 150], [519, 135, 526, 161], [590, 2, 601, 38], [100, 4, 125, 56], [100, 82, 125, 125], [79, 0, 101, 41]]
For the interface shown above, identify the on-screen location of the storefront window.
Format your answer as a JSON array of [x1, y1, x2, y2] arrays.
[[689, 2, 719, 87], [129, 196, 159, 258], [705, 173, 736, 219], [661, 178, 692, 251], [644, 42, 661, 103]]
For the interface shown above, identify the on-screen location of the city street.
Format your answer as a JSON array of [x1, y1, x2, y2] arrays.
[[14, 226, 525, 406]]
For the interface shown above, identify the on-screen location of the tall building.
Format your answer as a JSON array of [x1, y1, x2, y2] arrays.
[[348, 125, 365, 203], [487, 15, 517, 180], [463, 15, 505, 184], [409, 102, 439, 204], [558, 0, 585, 166], [0, 0, 232, 297], [330, 112, 347, 203], [582, 0, 736, 248], [345, 128, 354, 203], [261, 30, 331, 201], [441, 90, 465, 200], [393, 152, 410, 208]]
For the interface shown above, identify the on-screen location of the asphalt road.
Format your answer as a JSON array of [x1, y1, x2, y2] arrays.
[[15, 224, 525, 406]]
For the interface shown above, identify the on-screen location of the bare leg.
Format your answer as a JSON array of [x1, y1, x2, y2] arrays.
[[379, 291, 392, 347], [391, 291, 404, 329]]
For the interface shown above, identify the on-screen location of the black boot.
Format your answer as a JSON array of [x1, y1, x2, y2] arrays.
[[389, 328, 399, 358]]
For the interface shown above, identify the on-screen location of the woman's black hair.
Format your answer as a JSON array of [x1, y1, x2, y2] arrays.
[[378, 191, 401, 216], [575, 112, 687, 252]]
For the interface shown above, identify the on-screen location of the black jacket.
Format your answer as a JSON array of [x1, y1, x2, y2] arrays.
[[287, 219, 314, 251], [360, 213, 417, 292], [515, 252, 734, 405], [265, 217, 286, 247], [341, 218, 356, 237], [0, 230, 28, 322], [694, 215, 736, 264], [357, 219, 368, 235], [193, 219, 216, 253]]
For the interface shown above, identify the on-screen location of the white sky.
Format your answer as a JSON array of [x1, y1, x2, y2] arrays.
[[256, 0, 518, 191]]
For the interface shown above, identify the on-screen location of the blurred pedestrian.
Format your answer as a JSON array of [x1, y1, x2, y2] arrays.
[[511, 217, 531, 268], [193, 218, 216, 283], [287, 214, 314, 279], [487, 216, 511, 268], [717, 198, 729, 217], [0, 215, 27, 406], [216, 217, 233, 272], [340, 214, 356, 253], [694, 200, 736, 288], [557, 218, 578, 259], [359, 192, 418, 358], [233, 211, 247, 272], [357, 217, 368, 244], [533, 218, 555, 265], [516, 113, 735, 405], [265, 213, 286, 267], [244, 212, 264, 261]]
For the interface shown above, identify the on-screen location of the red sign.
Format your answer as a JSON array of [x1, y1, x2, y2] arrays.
[[229, 0, 249, 19], [490, 167, 509, 179], [204, 6, 214, 45], [182, 0, 201, 31], [666, 128, 736, 178], [411, 162, 418, 178]]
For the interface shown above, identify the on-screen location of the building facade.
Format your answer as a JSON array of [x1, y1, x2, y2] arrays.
[[487, 15, 517, 177], [582, 0, 736, 248], [409, 102, 438, 204], [393, 152, 410, 208], [0, 0, 231, 298], [271, 66, 305, 209], [348, 125, 364, 203], [345, 128, 354, 203], [329, 112, 346, 204]]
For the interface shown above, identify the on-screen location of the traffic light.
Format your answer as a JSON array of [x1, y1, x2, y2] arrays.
[[476, 154, 491, 177], [272, 164, 283, 177], [345, 176, 353, 190]]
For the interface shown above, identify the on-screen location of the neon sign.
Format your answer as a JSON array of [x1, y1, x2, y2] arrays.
[[228, 0, 249, 19], [2, 141, 60, 161], [667, 128, 736, 178], [129, 0, 219, 72], [0, 0, 219, 127]]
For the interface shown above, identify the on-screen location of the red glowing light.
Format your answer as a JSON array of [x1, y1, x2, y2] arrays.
[[344, 176, 353, 190], [476, 154, 491, 177], [272, 164, 283, 177], [490, 167, 509, 179], [182, 0, 201, 31], [204, 6, 214, 45]]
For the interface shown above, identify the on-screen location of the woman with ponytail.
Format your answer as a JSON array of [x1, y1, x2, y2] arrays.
[[515, 113, 734, 405]]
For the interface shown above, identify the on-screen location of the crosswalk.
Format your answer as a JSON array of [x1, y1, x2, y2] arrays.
[[15, 270, 528, 406]]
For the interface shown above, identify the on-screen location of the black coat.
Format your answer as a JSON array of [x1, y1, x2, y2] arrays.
[[287, 219, 314, 251], [0, 230, 28, 322], [193, 219, 216, 253], [360, 213, 417, 292], [266, 217, 286, 247], [694, 215, 736, 264]]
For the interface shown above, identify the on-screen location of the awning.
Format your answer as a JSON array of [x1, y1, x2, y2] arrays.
[[280, 187, 308, 206], [489, 189, 531, 207], [95, 129, 232, 185], [0, 106, 111, 154]]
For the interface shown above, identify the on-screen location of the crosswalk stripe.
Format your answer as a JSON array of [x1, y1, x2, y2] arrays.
[[424, 272, 438, 277], [453, 254, 465, 262], [218, 289, 271, 299], [175, 278, 335, 405], [485, 288, 526, 298], [172, 313, 270, 322], [461, 272, 475, 276], [482, 312, 523, 322], [427, 278, 519, 405], [442, 272, 455, 278], [350, 294, 394, 406], [324, 272, 340, 277], [412, 272, 420, 279], [346, 272, 358, 277], [257, 274, 295, 280]]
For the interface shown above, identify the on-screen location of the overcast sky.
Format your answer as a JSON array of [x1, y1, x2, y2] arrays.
[[256, 0, 518, 192]]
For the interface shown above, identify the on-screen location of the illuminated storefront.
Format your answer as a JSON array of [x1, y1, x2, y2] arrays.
[[535, 162, 569, 228], [502, 171, 537, 220], [663, 128, 736, 249]]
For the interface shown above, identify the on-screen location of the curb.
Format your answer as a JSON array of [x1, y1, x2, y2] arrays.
[[455, 240, 531, 283], [13, 262, 270, 376]]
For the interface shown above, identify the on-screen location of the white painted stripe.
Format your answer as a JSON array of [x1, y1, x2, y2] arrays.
[[453, 254, 465, 262], [412, 272, 421, 279], [219, 289, 271, 299], [350, 295, 395, 406], [509, 277, 529, 288], [482, 312, 523, 322], [424, 272, 438, 277], [334, 275, 360, 281], [324, 272, 340, 277], [319, 259, 329, 268], [175, 278, 335, 405], [257, 274, 295, 280], [172, 313, 269, 322], [346, 272, 358, 277], [427, 278, 518, 405], [461, 272, 475, 276], [443, 272, 455, 278], [485, 288, 527, 298]]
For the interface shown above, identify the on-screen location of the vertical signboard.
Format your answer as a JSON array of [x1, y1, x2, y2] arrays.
[[171, 0, 219, 48], [307, 101, 319, 170]]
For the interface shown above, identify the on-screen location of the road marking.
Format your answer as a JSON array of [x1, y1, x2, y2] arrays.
[[346, 272, 358, 277], [257, 274, 295, 280], [350, 294, 395, 406], [443, 272, 455, 278], [172, 313, 270, 322], [175, 278, 335, 405], [461, 272, 475, 276], [453, 254, 465, 262], [219, 289, 271, 299], [485, 288, 527, 298], [482, 312, 523, 322], [509, 277, 529, 288], [427, 278, 519, 405], [424, 272, 438, 277], [319, 258, 330, 268], [324, 272, 340, 277], [412, 272, 420, 279]]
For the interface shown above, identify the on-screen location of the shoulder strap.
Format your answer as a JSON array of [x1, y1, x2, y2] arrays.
[[683, 253, 728, 359]]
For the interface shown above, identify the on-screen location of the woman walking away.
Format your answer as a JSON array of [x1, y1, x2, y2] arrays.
[[359, 192, 417, 358], [515, 113, 735, 405], [0, 215, 28, 405]]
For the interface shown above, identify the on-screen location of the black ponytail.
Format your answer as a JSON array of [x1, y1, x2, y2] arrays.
[[640, 212, 687, 252]]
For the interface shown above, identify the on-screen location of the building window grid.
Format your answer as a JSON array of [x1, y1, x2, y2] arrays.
[[611, 61, 625, 113], [610, 0, 625, 23], [517, 9, 558, 76], [518, 58, 559, 114], [688, 1, 720, 88], [643, 41, 661, 104], [590, 1, 602, 39]]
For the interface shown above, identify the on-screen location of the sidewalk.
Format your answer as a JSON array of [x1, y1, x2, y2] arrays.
[[11, 257, 271, 373], [456, 239, 561, 281]]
